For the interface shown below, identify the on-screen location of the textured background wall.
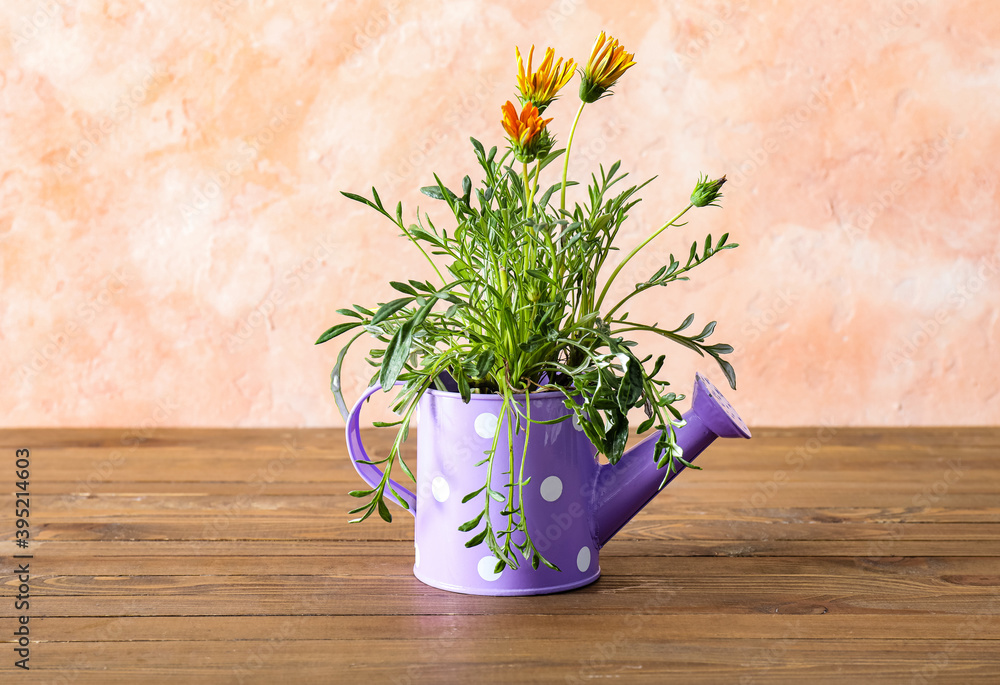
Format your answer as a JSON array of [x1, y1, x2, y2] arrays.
[[2, 0, 997, 428]]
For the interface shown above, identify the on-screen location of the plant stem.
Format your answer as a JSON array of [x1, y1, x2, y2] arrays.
[[530, 159, 541, 209], [559, 101, 587, 212], [594, 203, 693, 313], [397, 221, 445, 285], [522, 161, 531, 216]]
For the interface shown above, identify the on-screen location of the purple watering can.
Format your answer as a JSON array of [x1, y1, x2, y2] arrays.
[[345, 372, 750, 596]]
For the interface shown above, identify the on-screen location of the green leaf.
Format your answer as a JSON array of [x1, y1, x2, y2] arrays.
[[348, 489, 374, 498], [537, 181, 577, 208], [472, 350, 495, 380], [389, 485, 411, 508], [370, 297, 414, 325], [340, 190, 379, 212], [377, 498, 392, 523], [538, 554, 562, 572], [315, 321, 362, 345], [421, 181, 458, 203], [616, 355, 643, 412], [456, 367, 471, 403], [695, 320, 717, 340], [464, 529, 488, 548], [390, 281, 418, 295], [458, 511, 485, 532], [717, 357, 737, 390], [378, 299, 434, 388], [462, 485, 486, 503]]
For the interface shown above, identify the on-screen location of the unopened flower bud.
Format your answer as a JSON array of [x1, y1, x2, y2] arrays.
[[690, 174, 727, 208]]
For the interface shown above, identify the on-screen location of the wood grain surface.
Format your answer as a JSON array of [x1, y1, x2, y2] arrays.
[[1, 427, 998, 684]]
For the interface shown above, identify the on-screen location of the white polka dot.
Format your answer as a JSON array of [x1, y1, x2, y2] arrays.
[[577, 546, 592, 573], [540, 476, 563, 502], [431, 476, 450, 502], [474, 413, 499, 439], [571, 414, 584, 432], [478, 556, 502, 581], [414, 542, 420, 567]]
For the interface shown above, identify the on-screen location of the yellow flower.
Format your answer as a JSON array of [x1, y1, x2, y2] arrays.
[[516, 45, 576, 112], [501, 100, 554, 163], [579, 31, 636, 103]]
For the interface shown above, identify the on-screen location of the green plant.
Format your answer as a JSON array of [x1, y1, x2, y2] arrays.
[[316, 32, 739, 572]]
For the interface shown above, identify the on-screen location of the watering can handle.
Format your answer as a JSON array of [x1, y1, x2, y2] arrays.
[[345, 382, 418, 515]]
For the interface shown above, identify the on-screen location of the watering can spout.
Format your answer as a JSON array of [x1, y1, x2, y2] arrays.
[[591, 373, 751, 547]]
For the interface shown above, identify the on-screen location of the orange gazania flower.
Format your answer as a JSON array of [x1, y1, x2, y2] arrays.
[[501, 100, 553, 162], [579, 31, 636, 103], [516, 45, 575, 111]]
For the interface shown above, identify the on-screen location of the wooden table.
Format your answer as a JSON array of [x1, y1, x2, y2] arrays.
[[1, 428, 998, 683]]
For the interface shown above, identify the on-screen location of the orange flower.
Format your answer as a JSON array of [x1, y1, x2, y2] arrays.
[[501, 100, 553, 162], [579, 31, 636, 103], [516, 45, 575, 111]]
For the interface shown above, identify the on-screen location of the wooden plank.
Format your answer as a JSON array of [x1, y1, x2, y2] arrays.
[[5, 553, 999, 579], [7, 537, 1000, 559], [20, 613, 1000, 642], [5, 639, 1000, 684], [1, 571, 998, 617]]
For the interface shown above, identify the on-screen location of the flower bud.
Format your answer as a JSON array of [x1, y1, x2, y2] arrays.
[[690, 174, 727, 208]]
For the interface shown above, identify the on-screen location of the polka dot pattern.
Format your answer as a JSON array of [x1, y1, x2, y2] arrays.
[[577, 547, 592, 573], [540, 476, 563, 502], [474, 412, 499, 439], [431, 476, 450, 502], [478, 555, 502, 581]]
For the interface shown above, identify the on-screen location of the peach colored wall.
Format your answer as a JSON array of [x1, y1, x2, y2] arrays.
[[2, 1, 997, 427]]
